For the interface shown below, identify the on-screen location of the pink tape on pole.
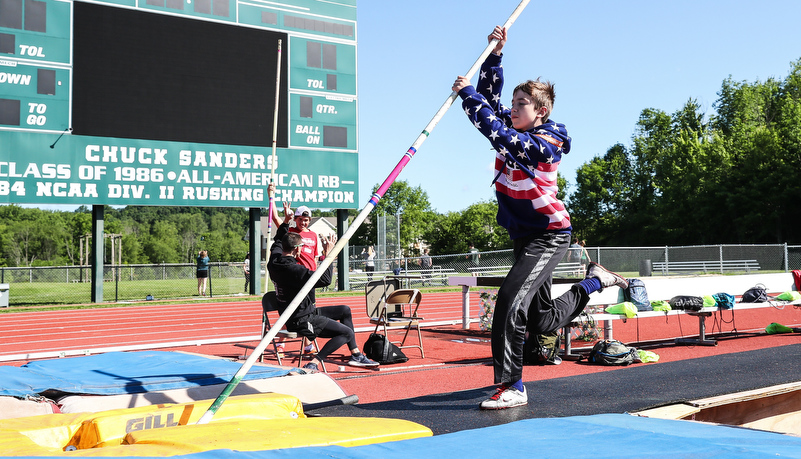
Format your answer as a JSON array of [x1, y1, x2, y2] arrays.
[[374, 147, 416, 199]]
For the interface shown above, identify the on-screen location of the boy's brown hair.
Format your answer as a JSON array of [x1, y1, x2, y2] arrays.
[[514, 78, 555, 121], [282, 232, 304, 253]]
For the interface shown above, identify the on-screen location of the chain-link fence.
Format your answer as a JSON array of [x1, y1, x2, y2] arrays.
[[0, 262, 252, 306], [3, 244, 800, 306]]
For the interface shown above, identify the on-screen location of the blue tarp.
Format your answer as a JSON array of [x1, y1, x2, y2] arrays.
[[9, 414, 800, 458], [0, 351, 290, 397]]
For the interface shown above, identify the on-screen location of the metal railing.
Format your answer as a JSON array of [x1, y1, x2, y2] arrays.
[[2, 244, 799, 306]]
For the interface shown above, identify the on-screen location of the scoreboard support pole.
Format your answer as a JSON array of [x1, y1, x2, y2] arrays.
[[196, 0, 532, 424], [337, 209, 350, 291], [90, 205, 105, 303], [248, 208, 261, 296]]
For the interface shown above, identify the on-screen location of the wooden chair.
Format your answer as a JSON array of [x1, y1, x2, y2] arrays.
[[366, 279, 425, 358], [259, 292, 327, 373]]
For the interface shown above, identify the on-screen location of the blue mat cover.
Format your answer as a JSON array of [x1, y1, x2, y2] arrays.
[[0, 351, 290, 397], [174, 414, 801, 459]]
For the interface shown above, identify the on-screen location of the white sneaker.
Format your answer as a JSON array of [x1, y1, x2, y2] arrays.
[[586, 262, 629, 290], [479, 385, 528, 410]]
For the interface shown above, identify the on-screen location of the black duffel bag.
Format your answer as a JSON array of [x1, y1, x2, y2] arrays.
[[669, 295, 704, 311]]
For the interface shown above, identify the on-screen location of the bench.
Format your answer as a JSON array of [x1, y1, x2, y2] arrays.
[[652, 260, 760, 275], [402, 266, 457, 287], [553, 262, 585, 277], [448, 275, 579, 330], [557, 272, 797, 356], [467, 262, 584, 278], [349, 266, 455, 290], [468, 266, 510, 277], [449, 272, 799, 352]]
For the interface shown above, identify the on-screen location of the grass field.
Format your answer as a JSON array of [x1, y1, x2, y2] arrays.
[[0, 276, 405, 312], [3, 268, 776, 311], [4, 277, 247, 307]]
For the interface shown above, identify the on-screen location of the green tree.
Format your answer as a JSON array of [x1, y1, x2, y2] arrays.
[[64, 211, 92, 264], [568, 58, 801, 246], [173, 213, 209, 262], [354, 181, 436, 255], [0, 207, 70, 266], [568, 143, 631, 245], [627, 108, 673, 244], [423, 201, 509, 255], [201, 230, 248, 263], [143, 220, 180, 263], [712, 67, 801, 242], [650, 99, 713, 244]]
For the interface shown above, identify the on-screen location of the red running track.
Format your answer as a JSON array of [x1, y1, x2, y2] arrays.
[[2, 292, 801, 405], [0, 290, 801, 378], [3, 291, 801, 364], [0, 291, 483, 362]]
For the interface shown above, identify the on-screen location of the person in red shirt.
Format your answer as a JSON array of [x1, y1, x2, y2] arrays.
[[287, 205, 322, 272], [268, 199, 322, 356]]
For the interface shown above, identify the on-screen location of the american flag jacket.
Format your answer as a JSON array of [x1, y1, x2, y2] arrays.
[[457, 52, 572, 240]]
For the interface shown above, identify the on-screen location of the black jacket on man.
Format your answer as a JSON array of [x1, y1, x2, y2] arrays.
[[267, 223, 332, 333]]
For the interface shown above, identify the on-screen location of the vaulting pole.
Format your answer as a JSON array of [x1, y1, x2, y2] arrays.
[[197, 0, 530, 424], [263, 39, 283, 293]]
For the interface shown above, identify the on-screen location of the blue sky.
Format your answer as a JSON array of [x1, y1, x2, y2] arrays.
[[355, 0, 801, 213], [23, 0, 801, 215]]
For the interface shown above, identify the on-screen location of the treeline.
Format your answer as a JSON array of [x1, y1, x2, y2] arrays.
[[0, 205, 251, 267], [0, 185, 508, 267], [566, 58, 801, 246], [359, 58, 801, 253]]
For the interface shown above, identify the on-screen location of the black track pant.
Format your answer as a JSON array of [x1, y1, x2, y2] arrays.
[[314, 305, 357, 361], [491, 232, 590, 385]]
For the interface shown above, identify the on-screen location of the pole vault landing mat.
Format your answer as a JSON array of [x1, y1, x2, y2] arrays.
[[41, 414, 794, 459], [316, 343, 801, 435], [0, 351, 348, 418]]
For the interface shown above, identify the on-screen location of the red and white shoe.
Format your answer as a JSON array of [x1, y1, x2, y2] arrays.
[[479, 384, 528, 410]]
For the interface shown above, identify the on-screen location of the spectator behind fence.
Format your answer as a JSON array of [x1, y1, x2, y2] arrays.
[[578, 240, 591, 270], [363, 246, 376, 282], [243, 252, 250, 293], [420, 248, 433, 286], [568, 238, 582, 263], [468, 243, 480, 269], [196, 250, 209, 296]]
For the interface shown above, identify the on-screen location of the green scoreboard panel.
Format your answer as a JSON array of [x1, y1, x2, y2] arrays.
[[0, 0, 358, 208]]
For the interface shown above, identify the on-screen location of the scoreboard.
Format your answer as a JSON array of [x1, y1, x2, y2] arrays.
[[0, 0, 358, 208]]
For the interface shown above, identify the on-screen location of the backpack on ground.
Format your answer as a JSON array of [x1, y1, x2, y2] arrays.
[[523, 331, 562, 365], [624, 278, 652, 311], [587, 339, 639, 366], [363, 333, 408, 364]]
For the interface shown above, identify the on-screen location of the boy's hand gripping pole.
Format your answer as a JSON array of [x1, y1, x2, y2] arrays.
[[196, 0, 530, 425]]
